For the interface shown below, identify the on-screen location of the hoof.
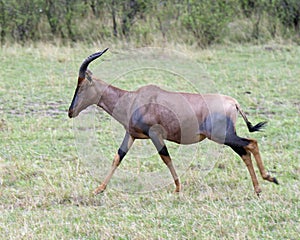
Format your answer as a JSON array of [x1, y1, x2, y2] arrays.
[[273, 177, 279, 185], [255, 187, 262, 197], [174, 185, 182, 193], [264, 174, 279, 185], [93, 184, 106, 195]]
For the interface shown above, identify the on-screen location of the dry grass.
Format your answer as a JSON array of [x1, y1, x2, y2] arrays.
[[0, 43, 299, 239]]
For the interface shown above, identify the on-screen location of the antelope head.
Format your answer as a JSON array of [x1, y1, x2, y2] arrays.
[[68, 48, 109, 118]]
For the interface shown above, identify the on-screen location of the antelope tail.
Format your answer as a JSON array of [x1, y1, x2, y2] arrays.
[[236, 104, 267, 132]]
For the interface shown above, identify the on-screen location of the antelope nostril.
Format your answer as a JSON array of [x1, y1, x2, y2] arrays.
[[68, 109, 73, 118]]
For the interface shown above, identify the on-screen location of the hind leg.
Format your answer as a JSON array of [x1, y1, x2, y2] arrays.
[[229, 145, 262, 195], [229, 138, 279, 195], [245, 139, 279, 185]]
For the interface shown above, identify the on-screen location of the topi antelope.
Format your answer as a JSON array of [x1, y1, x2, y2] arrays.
[[68, 48, 278, 196]]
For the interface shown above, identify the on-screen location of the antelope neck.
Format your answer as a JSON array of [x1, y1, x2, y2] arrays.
[[97, 82, 127, 116]]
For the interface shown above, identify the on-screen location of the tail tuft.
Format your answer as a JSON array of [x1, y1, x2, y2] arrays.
[[247, 121, 267, 132]]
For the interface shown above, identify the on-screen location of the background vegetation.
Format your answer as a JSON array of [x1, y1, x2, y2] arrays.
[[0, 0, 299, 46]]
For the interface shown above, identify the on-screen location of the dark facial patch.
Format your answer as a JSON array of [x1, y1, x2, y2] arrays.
[[69, 86, 80, 116], [78, 77, 84, 85]]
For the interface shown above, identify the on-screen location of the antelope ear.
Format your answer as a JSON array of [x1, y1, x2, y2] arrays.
[[86, 69, 93, 82]]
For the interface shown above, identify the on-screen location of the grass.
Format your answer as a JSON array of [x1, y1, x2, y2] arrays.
[[0, 42, 299, 239]]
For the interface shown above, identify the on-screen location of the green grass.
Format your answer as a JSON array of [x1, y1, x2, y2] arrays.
[[0, 43, 299, 239]]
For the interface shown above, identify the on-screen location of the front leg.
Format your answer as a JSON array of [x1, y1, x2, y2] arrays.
[[148, 127, 181, 192], [94, 132, 135, 195]]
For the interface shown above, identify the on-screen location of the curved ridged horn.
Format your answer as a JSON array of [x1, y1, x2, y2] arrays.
[[79, 48, 109, 79]]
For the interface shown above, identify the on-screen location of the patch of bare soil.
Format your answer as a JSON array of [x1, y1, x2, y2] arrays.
[[0, 100, 67, 117]]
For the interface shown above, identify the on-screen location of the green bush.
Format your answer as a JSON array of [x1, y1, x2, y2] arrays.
[[181, 0, 235, 46], [0, 0, 299, 45]]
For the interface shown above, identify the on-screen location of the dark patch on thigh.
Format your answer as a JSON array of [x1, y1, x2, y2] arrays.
[[224, 135, 250, 148], [199, 113, 233, 143], [130, 108, 150, 136], [200, 113, 250, 147], [228, 145, 247, 157]]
